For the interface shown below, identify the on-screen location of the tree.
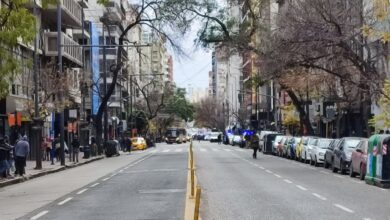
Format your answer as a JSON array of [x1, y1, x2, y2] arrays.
[[194, 97, 225, 130], [165, 88, 194, 122], [0, 0, 38, 98], [369, 80, 390, 131]]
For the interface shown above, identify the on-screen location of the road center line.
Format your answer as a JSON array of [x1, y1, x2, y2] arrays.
[[296, 185, 308, 191], [265, 170, 273, 174], [284, 179, 293, 184], [102, 177, 110, 181], [334, 204, 354, 213], [90, 183, 100, 187], [274, 174, 282, 178], [312, 193, 327, 200], [76, 189, 88, 195], [259, 166, 265, 169], [58, 197, 73, 205], [362, 218, 371, 220], [30, 210, 49, 220], [119, 169, 124, 173]]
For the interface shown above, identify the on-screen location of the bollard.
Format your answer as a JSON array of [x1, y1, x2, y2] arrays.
[[194, 186, 201, 220], [191, 168, 195, 197]]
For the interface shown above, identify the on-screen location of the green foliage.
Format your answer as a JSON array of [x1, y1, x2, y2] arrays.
[[128, 110, 148, 132], [0, 0, 37, 97], [165, 88, 194, 122], [369, 79, 390, 130]]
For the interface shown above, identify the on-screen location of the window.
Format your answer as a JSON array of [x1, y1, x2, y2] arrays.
[[11, 84, 16, 95]]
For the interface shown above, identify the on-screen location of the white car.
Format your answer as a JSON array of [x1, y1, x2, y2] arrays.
[[209, 133, 220, 142], [302, 137, 319, 163], [259, 131, 276, 150], [204, 134, 211, 141], [273, 135, 286, 155], [310, 138, 333, 166], [231, 135, 242, 146]]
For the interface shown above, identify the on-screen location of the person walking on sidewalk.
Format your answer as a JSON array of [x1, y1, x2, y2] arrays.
[[250, 134, 260, 159], [0, 136, 11, 178], [14, 135, 29, 176], [72, 135, 80, 163]]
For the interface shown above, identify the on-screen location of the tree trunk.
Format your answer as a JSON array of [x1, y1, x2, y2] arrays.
[[286, 90, 314, 135]]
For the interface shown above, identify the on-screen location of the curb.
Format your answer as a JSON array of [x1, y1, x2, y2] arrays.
[[0, 156, 104, 188]]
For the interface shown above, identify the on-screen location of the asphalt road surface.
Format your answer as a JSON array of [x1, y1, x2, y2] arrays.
[[7, 143, 189, 220], [194, 141, 390, 220]]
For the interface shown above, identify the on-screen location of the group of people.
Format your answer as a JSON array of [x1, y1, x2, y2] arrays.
[[0, 135, 30, 179]]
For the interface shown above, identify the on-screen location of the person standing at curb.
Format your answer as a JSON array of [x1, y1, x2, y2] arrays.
[[72, 135, 80, 163], [14, 135, 29, 176], [0, 136, 11, 178], [5, 136, 15, 177]]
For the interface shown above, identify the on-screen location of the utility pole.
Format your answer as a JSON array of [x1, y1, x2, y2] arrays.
[[33, 0, 42, 169], [102, 25, 108, 146], [57, 2, 65, 166]]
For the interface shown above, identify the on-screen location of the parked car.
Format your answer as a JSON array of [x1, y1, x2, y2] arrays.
[[324, 139, 341, 169], [288, 137, 301, 160], [296, 136, 309, 161], [302, 137, 319, 163], [204, 134, 211, 141], [259, 131, 276, 151], [282, 136, 294, 158], [131, 137, 147, 150], [209, 133, 220, 142], [310, 138, 334, 166], [332, 137, 363, 174], [231, 135, 242, 146], [277, 136, 288, 157], [263, 133, 283, 154], [350, 139, 368, 180], [273, 135, 285, 155]]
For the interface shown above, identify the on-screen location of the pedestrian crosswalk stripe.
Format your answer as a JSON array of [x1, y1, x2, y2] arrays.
[[162, 149, 170, 153], [200, 148, 206, 152]]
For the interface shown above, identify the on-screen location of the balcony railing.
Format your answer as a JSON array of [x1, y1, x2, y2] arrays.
[[45, 0, 82, 28], [44, 32, 83, 66], [104, 1, 124, 23]]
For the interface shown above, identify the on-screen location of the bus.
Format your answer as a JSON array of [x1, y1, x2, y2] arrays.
[[165, 127, 187, 144]]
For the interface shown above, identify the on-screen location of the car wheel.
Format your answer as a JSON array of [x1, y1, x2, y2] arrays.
[[314, 156, 318, 167], [349, 163, 356, 177], [324, 156, 329, 168], [340, 159, 347, 175], [359, 164, 365, 180], [332, 160, 338, 173]]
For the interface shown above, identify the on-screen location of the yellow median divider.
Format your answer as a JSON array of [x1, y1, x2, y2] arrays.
[[184, 140, 202, 220]]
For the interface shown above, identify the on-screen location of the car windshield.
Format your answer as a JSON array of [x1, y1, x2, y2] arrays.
[[345, 139, 361, 149], [320, 140, 332, 149], [309, 138, 318, 145]]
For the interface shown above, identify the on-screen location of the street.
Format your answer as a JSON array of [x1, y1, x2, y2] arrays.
[[2, 141, 390, 220], [194, 142, 390, 220]]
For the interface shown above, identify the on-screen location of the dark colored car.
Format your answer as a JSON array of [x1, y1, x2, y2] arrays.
[[324, 139, 341, 169], [263, 133, 283, 154], [332, 137, 363, 174], [350, 139, 368, 180], [287, 137, 301, 160]]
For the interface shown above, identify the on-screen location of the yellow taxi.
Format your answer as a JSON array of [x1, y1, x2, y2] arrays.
[[131, 137, 147, 150]]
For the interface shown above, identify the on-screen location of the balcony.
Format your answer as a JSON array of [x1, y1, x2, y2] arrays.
[[44, 32, 83, 66], [103, 1, 124, 24], [43, 0, 82, 28]]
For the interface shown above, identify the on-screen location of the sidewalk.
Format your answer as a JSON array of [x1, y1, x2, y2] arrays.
[[0, 153, 104, 188]]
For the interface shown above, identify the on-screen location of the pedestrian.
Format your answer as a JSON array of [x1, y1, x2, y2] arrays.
[[250, 134, 260, 159], [125, 136, 132, 154], [5, 136, 15, 177], [217, 134, 222, 145], [14, 135, 29, 176], [72, 135, 80, 163], [0, 137, 11, 178]]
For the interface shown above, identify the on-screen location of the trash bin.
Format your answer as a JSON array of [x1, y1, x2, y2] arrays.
[[105, 140, 119, 157], [366, 134, 390, 188], [83, 145, 91, 159]]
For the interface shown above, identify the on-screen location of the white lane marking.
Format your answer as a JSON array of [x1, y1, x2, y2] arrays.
[[333, 174, 344, 179], [320, 171, 330, 175], [265, 170, 273, 174], [224, 149, 232, 152], [284, 179, 293, 184], [362, 218, 371, 220], [90, 183, 100, 187], [58, 197, 73, 205], [162, 149, 171, 153], [312, 193, 327, 201], [200, 148, 206, 152], [30, 210, 49, 220], [259, 166, 265, 170], [175, 149, 183, 152], [119, 169, 124, 173], [150, 149, 157, 153], [274, 174, 282, 178], [76, 189, 88, 195], [296, 185, 308, 191], [333, 204, 354, 213], [102, 177, 110, 181]]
